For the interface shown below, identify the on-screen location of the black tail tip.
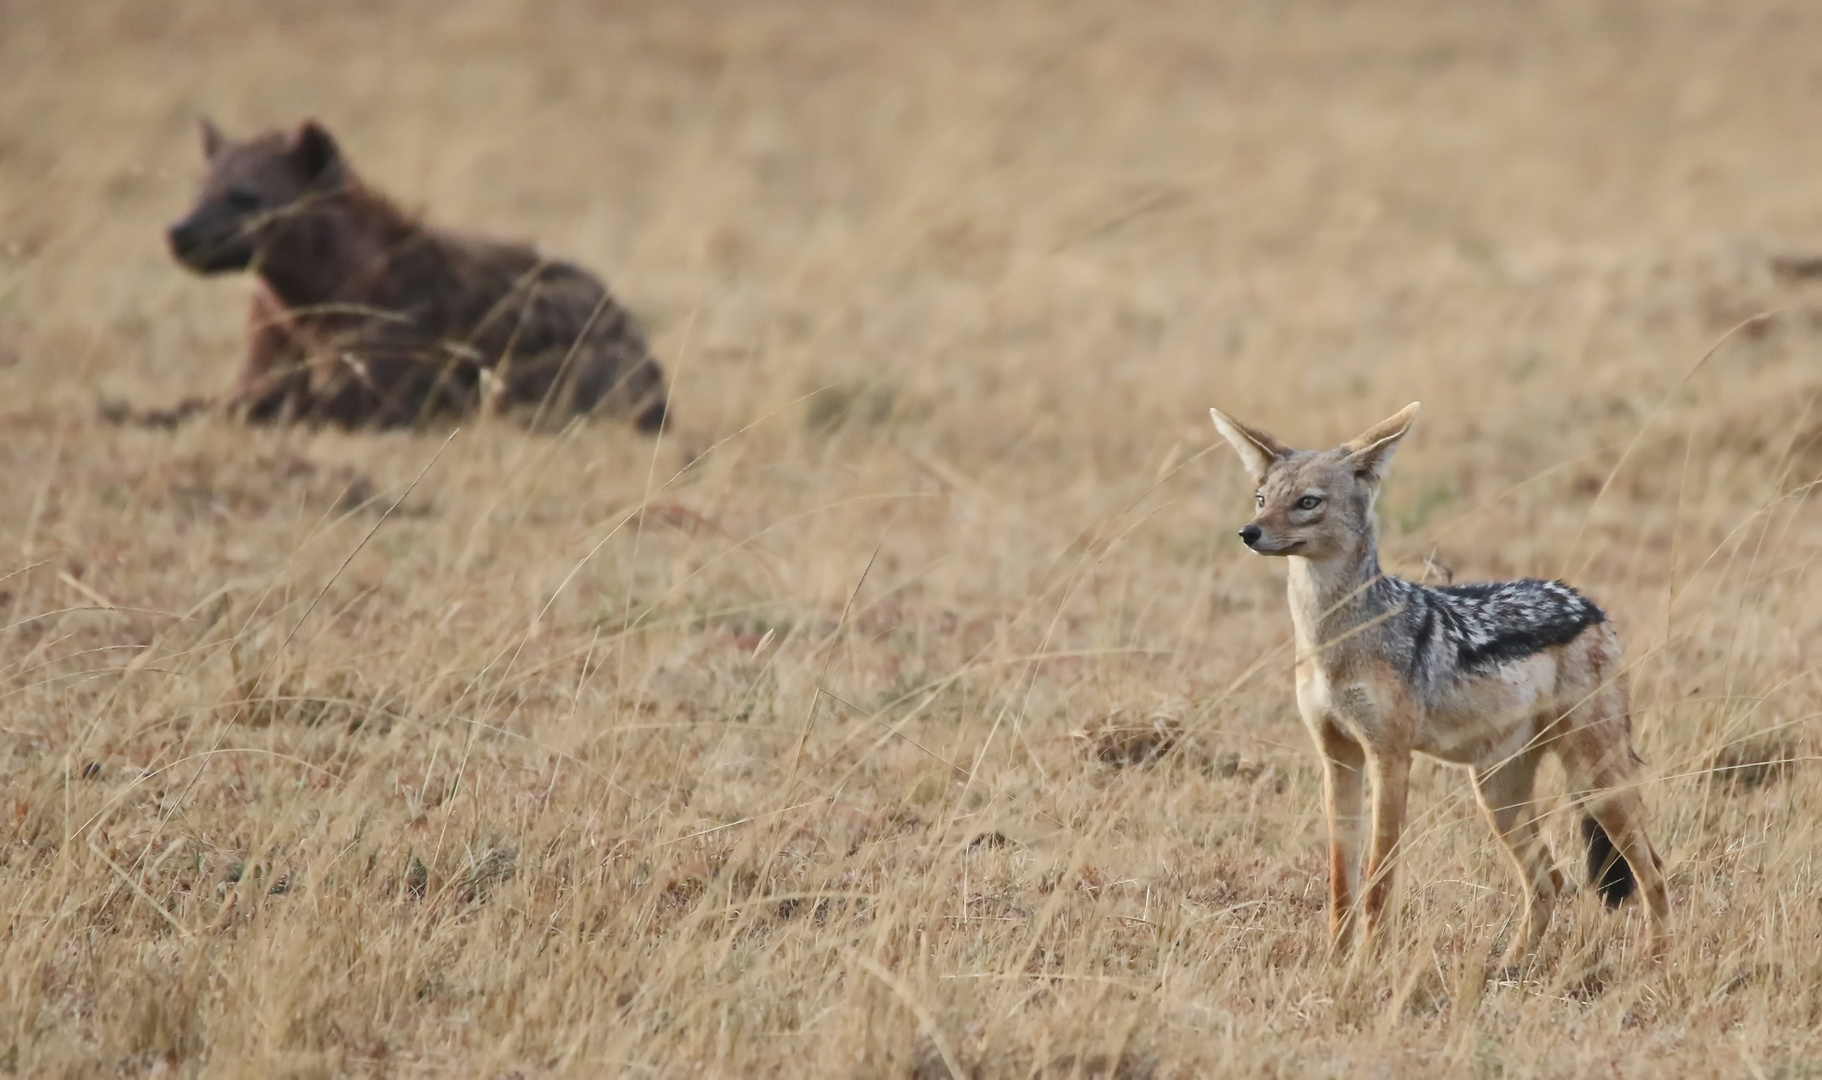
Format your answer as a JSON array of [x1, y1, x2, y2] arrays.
[[1581, 815, 1637, 909]]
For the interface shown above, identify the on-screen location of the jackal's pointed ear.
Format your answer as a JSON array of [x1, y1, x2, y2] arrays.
[[198, 117, 225, 160], [291, 120, 345, 188], [1340, 402, 1420, 485], [1209, 406, 1290, 483]]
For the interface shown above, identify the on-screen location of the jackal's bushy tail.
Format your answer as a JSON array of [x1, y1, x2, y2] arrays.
[[1579, 815, 1636, 908]]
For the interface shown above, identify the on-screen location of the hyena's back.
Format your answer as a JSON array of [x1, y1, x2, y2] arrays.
[[412, 232, 665, 429]]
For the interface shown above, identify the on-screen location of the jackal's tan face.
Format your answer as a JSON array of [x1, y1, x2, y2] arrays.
[[1208, 403, 1420, 560], [167, 119, 346, 274]]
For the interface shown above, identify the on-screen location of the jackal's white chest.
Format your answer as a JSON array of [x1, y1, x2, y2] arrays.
[[1294, 666, 1389, 743], [1293, 667, 1333, 730]]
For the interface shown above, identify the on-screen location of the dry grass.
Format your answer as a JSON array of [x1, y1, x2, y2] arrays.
[[4, 1, 1822, 1075]]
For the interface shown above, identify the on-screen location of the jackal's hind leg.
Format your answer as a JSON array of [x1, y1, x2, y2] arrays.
[[1559, 637, 1671, 957], [1580, 790, 1670, 955], [1471, 746, 1563, 967]]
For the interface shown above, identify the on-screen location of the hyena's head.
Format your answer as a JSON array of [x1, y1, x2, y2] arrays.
[[1208, 402, 1420, 560], [167, 119, 347, 274]]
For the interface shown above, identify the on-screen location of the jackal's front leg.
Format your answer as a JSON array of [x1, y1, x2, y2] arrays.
[[1362, 750, 1411, 945], [1315, 722, 1367, 953]]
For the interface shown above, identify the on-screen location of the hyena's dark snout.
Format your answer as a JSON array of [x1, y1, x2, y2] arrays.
[[166, 218, 204, 260], [1238, 524, 1263, 548], [166, 211, 254, 273]]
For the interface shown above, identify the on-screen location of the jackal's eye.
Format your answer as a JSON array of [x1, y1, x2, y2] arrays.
[[1296, 495, 1322, 511], [223, 189, 261, 212], [1254, 493, 1265, 508]]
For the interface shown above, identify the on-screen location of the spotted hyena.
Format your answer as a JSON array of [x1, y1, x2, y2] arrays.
[[164, 119, 667, 431]]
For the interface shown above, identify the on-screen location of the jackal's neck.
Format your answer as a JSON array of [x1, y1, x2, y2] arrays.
[[1285, 535, 1394, 662]]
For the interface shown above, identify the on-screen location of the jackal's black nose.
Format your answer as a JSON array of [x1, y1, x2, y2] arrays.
[[1238, 524, 1262, 548]]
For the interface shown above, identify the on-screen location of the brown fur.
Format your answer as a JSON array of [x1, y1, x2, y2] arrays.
[[164, 119, 667, 431]]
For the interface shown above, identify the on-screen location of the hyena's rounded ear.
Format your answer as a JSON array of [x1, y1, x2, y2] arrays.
[[1340, 401, 1420, 485], [291, 120, 346, 188], [198, 117, 225, 160], [1209, 406, 1291, 484]]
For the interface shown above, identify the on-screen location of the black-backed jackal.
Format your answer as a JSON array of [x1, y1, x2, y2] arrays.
[[1209, 402, 1669, 965]]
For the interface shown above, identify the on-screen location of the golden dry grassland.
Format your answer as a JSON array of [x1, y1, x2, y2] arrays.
[[4, 1, 1822, 1075]]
